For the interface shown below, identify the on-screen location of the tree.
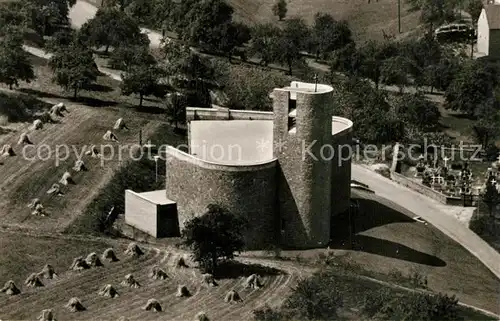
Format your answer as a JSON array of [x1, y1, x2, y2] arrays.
[[473, 96, 500, 148], [180, 0, 237, 54], [49, 41, 99, 98], [221, 64, 290, 111], [420, 0, 456, 32], [402, 33, 441, 88], [328, 43, 363, 77], [81, 8, 149, 54], [466, 0, 483, 23], [20, 0, 76, 37], [423, 56, 460, 93], [121, 65, 166, 107], [274, 17, 310, 75], [380, 55, 412, 92], [165, 92, 187, 129], [0, 30, 35, 90], [272, 0, 287, 21], [395, 92, 440, 131], [109, 45, 156, 71], [163, 42, 215, 107], [445, 59, 498, 115], [182, 204, 246, 274], [0, 3, 25, 30], [249, 23, 282, 66], [310, 13, 353, 60], [357, 39, 400, 89]]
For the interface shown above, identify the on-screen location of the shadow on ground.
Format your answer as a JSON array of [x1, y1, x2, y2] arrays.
[[215, 260, 283, 279], [330, 191, 446, 267], [19, 88, 119, 107]]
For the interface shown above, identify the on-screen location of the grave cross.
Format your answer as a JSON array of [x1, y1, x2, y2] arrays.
[[313, 74, 319, 92]]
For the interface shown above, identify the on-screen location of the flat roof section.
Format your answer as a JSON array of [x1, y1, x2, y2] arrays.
[[189, 120, 274, 165], [134, 190, 175, 205]]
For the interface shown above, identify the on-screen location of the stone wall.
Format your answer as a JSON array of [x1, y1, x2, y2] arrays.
[[186, 107, 273, 122], [165, 147, 278, 250]]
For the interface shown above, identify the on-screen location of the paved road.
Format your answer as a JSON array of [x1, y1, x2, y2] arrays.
[[352, 164, 500, 280]]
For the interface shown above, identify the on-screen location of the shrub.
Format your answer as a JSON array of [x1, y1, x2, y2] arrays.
[[0, 92, 51, 122], [254, 306, 284, 321], [362, 288, 393, 318]]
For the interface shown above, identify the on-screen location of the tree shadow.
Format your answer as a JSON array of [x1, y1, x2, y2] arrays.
[[18, 88, 64, 100], [0, 127, 15, 135], [86, 83, 114, 93], [132, 105, 165, 114], [71, 96, 119, 107], [344, 235, 446, 267], [214, 260, 283, 279]]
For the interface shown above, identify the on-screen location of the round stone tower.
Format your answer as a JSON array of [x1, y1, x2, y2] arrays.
[[272, 81, 335, 249]]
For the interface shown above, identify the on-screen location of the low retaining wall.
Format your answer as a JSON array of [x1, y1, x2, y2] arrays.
[[390, 172, 465, 205], [186, 107, 273, 121]]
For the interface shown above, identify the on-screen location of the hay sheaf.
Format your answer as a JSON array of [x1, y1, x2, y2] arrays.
[[176, 285, 191, 297], [1, 144, 15, 156], [103, 130, 119, 142], [224, 290, 242, 303], [38, 309, 56, 321], [195, 312, 210, 321], [47, 183, 63, 196], [202, 273, 218, 287], [25, 273, 44, 287], [27, 198, 41, 209], [113, 118, 128, 130], [85, 252, 103, 267], [17, 132, 33, 145], [72, 160, 87, 172], [59, 171, 74, 185], [142, 299, 162, 312], [32, 203, 45, 216], [50, 103, 68, 117], [121, 274, 140, 288], [244, 274, 262, 289], [31, 119, 43, 130], [176, 256, 188, 268], [85, 145, 100, 158], [124, 242, 144, 257], [39, 264, 57, 279], [69, 257, 90, 271], [0, 280, 20, 295], [65, 297, 85, 312], [102, 248, 119, 262], [150, 266, 168, 280], [98, 284, 119, 298]]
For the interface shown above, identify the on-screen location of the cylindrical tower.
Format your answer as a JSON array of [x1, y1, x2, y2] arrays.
[[273, 82, 334, 249]]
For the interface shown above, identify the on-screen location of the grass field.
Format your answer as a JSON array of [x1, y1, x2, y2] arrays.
[[229, 0, 422, 42]]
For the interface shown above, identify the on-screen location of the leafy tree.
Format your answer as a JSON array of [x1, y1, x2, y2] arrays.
[[163, 42, 215, 107], [0, 30, 35, 90], [109, 45, 156, 71], [310, 13, 353, 60], [81, 8, 149, 53], [121, 65, 166, 107], [274, 17, 310, 75], [45, 29, 90, 53], [253, 306, 283, 321], [0, 3, 25, 30], [466, 0, 483, 23], [423, 56, 460, 93], [211, 21, 251, 59], [49, 40, 98, 98], [179, 0, 237, 54], [395, 92, 440, 131], [328, 43, 363, 77], [473, 96, 500, 148], [357, 39, 400, 89], [412, 0, 456, 32], [165, 92, 187, 129], [249, 23, 282, 66], [20, 0, 76, 36], [221, 64, 290, 111], [445, 59, 498, 115], [402, 34, 441, 88], [272, 0, 287, 21], [182, 204, 246, 274], [380, 55, 412, 92]]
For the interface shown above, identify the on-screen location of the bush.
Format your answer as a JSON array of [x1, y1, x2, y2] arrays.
[[253, 306, 284, 321], [362, 288, 393, 317], [0, 92, 51, 122]]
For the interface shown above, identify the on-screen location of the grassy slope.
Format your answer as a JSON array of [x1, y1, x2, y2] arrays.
[[229, 0, 422, 42]]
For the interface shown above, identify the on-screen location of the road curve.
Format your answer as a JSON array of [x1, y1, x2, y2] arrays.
[[352, 164, 500, 280]]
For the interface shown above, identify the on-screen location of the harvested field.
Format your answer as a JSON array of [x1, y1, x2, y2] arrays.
[[0, 240, 298, 321], [0, 99, 164, 232]]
